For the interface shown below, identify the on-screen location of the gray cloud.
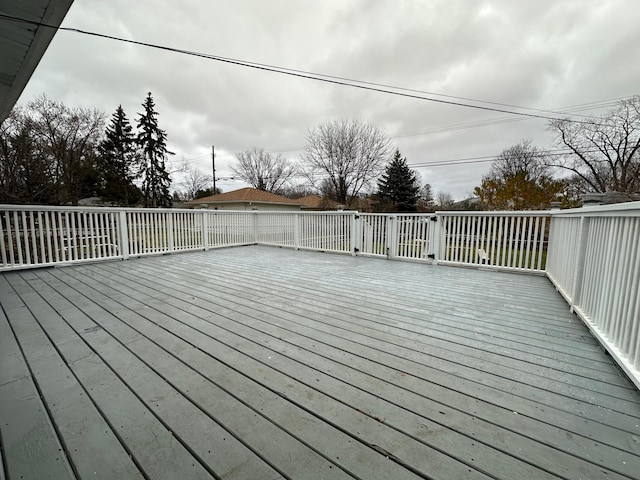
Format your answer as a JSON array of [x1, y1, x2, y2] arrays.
[[17, 0, 640, 198]]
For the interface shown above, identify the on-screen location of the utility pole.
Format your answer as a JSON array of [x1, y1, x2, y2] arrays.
[[211, 145, 216, 194]]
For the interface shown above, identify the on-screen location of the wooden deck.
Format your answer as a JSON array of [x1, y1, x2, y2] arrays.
[[1, 245, 639, 480]]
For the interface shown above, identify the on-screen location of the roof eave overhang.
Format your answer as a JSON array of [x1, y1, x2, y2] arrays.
[[0, 0, 74, 122]]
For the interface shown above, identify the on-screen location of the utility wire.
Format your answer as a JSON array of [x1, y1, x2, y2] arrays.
[[0, 13, 606, 125], [266, 97, 628, 153], [408, 147, 599, 168]]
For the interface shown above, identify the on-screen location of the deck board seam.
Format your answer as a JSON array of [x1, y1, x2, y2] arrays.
[[200, 255, 585, 328], [202, 251, 577, 312], [170, 253, 581, 329]]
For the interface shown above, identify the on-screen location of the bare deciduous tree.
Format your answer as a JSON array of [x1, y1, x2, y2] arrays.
[[232, 147, 295, 193], [180, 165, 213, 201], [435, 191, 455, 208], [488, 140, 548, 182], [0, 95, 105, 205], [549, 95, 640, 194], [301, 119, 391, 205], [32, 95, 105, 205], [1, 108, 53, 203], [278, 184, 318, 199], [473, 140, 573, 210]]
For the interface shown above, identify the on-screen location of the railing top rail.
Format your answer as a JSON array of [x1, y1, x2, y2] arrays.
[[0, 205, 359, 216], [357, 212, 432, 217], [435, 210, 550, 217], [0, 204, 206, 214], [0, 204, 129, 213], [549, 201, 640, 217], [249, 210, 357, 215], [2, 202, 638, 218]]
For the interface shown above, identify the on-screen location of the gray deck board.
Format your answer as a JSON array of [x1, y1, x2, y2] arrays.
[[0, 277, 144, 480], [201, 258, 618, 368], [81, 258, 640, 477], [16, 272, 285, 480], [113, 259, 640, 423], [137, 257, 636, 401], [0, 307, 76, 480], [1, 245, 640, 479], [187, 254, 627, 376], [42, 268, 467, 480]]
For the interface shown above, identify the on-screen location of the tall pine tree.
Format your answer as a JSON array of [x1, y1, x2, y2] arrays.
[[136, 93, 172, 207], [98, 105, 140, 205], [376, 149, 420, 212]]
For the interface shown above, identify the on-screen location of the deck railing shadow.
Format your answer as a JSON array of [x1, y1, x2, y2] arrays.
[[1, 202, 639, 388]]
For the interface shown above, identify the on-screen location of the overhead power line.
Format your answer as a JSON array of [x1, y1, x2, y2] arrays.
[[261, 97, 628, 154], [0, 13, 608, 125], [407, 147, 601, 168]]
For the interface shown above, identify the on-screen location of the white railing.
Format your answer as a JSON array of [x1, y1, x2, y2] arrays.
[[1, 202, 639, 386], [253, 212, 354, 254], [0, 206, 123, 268], [546, 202, 640, 387], [437, 212, 550, 272], [297, 212, 353, 253], [0, 207, 552, 271], [357, 213, 436, 260], [0, 206, 258, 270], [255, 213, 295, 247]]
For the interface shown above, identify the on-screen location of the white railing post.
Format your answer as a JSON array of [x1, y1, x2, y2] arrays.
[[569, 215, 590, 310], [202, 211, 209, 250], [387, 215, 397, 259], [252, 212, 259, 244], [118, 211, 130, 260], [294, 213, 300, 250], [167, 212, 175, 253], [350, 212, 359, 256], [430, 214, 441, 265], [439, 213, 447, 261]]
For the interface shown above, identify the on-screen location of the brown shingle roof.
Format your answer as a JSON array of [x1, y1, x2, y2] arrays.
[[296, 195, 324, 207], [296, 195, 340, 209], [188, 187, 304, 205]]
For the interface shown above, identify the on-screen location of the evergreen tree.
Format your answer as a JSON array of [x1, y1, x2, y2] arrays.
[[98, 105, 140, 205], [418, 183, 435, 211], [136, 93, 172, 207], [376, 149, 420, 212]]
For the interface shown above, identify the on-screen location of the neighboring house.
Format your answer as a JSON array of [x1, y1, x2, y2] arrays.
[[296, 195, 341, 211], [581, 192, 640, 206], [186, 187, 305, 211]]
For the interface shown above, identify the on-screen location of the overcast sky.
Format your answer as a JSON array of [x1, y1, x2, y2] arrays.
[[18, 0, 640, 200]]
